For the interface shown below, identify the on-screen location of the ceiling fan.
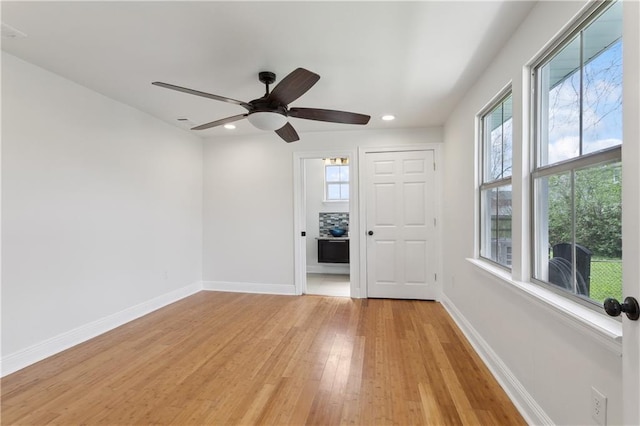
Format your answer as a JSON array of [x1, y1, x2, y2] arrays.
[[152, 68, 370, 143]]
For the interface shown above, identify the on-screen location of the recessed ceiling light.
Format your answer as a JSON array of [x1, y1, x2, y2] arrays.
[[382, 115, 395, 121], [224, 124, 236, 130]]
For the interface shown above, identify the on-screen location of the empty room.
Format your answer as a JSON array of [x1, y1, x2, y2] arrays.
[[2, 1, 639, 425]]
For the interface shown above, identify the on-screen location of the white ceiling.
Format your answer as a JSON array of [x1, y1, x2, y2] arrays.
[[1, 1, 536, 138]]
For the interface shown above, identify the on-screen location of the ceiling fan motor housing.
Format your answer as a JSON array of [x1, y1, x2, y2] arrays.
[[258, 71, 276, 86]]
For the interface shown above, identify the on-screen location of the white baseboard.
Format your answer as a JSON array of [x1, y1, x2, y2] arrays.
[[1, 281, 202, 377], [306, 265, 350, 274], [440, 294, 553, 426], [202, 281, 296, 296]]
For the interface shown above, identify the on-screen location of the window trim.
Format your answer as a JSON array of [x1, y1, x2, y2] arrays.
[[478, 87, 514, 269], [529, 0, 622, 311], [467, 257, 622, 354]]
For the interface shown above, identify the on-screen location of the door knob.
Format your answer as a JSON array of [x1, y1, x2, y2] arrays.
[[368, 230, 374, 236], [604, 296, 640, 321]]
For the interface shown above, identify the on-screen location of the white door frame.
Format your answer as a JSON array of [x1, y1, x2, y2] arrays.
[[622, 1, 640, 423], [358, 144, 443, 300], [293, 149, 360, 297]]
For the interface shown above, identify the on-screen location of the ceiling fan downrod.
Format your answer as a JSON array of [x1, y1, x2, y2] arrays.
[[258, 71, 276, 96]]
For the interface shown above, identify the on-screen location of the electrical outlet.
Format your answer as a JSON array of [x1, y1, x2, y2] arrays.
[[591, 387, 607, 425]]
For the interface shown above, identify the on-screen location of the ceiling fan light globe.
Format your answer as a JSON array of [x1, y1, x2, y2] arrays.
[[247, 111, 288, 131]]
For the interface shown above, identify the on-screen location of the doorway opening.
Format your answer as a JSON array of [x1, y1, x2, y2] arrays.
[[304, 157, 350, 297], [293, 151, 358, 298]]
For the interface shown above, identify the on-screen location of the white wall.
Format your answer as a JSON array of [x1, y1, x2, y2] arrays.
[[1, 53, 203, 370], [202, 128, 442, 293], [304, 158, 349, 274], [442, 1, 638, 425]]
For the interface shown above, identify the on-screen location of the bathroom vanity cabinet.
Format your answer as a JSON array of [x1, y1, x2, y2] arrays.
[[317, 237, 350, 263]]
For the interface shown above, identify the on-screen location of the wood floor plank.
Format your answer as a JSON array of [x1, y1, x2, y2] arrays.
[[1, 292, 526, 425]]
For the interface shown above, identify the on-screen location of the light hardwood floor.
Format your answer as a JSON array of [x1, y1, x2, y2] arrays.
[[1, 292, 525, 425]]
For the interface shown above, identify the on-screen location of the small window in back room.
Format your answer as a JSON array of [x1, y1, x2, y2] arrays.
[[324, 158, 349, 201]]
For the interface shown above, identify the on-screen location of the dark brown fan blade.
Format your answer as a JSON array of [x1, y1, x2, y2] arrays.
[[267, 68, 320, 106], [275, 122, 299, 143], [289, 107, 370, 125], [191, 114, 247, 131], [152, 82, 252, 110]]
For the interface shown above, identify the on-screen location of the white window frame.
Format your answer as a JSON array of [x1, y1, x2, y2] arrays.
[[478, 89, 513, 269], [530, 0, 622, 309], [324, 163, 350, 202]]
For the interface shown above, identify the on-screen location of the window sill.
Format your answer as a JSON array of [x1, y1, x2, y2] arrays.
[[466, 258, 622, 355]]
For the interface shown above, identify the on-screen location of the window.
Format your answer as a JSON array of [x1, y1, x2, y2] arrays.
[[532, 1, 622, 306], [324, 158, 349, 201], [479, 91, 513, 267]]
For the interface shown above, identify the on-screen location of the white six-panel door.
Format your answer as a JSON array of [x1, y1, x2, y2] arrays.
[[365, 150, 437, 300]]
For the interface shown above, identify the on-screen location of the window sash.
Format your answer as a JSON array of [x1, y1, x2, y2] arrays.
[[532, 146, 621, 180], [480, 184, 513, 268], [480, 176, 512, 191], [325, 165, 349, 201], [531, 158, 622, 308], [479, 89, 513, 268], [481, 92, 513, 185], [532, 0, 622, 170]]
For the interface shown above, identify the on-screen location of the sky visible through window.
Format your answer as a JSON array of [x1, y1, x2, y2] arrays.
[[545, 17, 622, 164]]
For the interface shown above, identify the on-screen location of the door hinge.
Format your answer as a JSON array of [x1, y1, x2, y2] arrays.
[[433, 218, 436, 227], [433, 162, 436, 171], [434, 273, 437, 281]]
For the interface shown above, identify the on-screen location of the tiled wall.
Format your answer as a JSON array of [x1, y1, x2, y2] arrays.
[[319, 212, 349, 237]]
